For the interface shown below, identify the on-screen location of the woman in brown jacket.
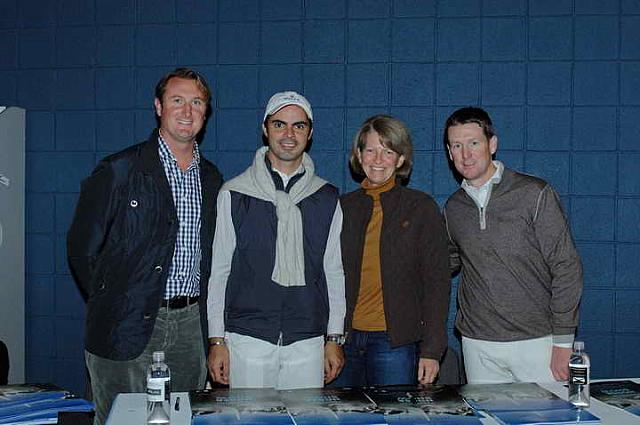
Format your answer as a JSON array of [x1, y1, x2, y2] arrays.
[[334, 115, 451, 386]]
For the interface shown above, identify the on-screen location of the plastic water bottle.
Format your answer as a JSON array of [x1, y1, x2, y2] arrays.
[[146, 351, 171, 424], [568, 341, 590, 408]]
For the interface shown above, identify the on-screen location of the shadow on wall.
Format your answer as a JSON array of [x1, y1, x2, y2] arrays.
[[0, 340, 8, 385]]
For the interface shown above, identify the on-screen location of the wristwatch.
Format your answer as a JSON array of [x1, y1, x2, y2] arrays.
[[209, 338, 226, 347], [325, 334, 346, 346]]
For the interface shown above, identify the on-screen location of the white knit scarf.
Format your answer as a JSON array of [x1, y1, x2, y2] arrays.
[[222, 146, 326, 287]]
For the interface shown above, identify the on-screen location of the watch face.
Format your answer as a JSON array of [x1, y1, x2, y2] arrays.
[[327, 335, 345, 346]]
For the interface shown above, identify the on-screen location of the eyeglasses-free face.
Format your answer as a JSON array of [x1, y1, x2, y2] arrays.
[[264, 105, 312, 175], [357, 130, 405, 188], [447, 122, 498, 188]]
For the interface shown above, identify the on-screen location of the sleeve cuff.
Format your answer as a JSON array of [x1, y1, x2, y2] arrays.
[[552, 334, 574, 348]]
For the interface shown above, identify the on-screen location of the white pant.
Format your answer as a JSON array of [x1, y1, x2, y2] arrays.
[[462, 335, 556, 384], [227, 332, 324, 390]]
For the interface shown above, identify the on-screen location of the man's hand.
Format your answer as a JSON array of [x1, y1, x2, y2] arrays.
[[208, 342, 230, 385], [417, 358, 439, 385], [550, 345, 572, 381], [324, 342, 345, 384]]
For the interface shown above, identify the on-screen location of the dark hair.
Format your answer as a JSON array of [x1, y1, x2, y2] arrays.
[[350, 114, 413, 178], [443, 107, 496, 145], [154, 67, 211, 105]]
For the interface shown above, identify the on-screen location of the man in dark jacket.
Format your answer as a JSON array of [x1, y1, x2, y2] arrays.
[[67, 68, 223, 425]]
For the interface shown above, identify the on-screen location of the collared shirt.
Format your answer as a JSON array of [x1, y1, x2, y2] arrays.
[[158, 135, 202, 298], [272, 163, 305, 190], [462, 160, 504, 208]]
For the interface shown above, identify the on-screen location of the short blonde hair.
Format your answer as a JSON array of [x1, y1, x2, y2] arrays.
[[349, 114, 413, 178]]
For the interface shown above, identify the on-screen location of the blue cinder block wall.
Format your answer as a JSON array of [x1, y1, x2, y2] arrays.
[[1, 0, 639, 395]]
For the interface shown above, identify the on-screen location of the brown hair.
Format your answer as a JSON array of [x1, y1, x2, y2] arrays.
[[154, 67, 211, 105]]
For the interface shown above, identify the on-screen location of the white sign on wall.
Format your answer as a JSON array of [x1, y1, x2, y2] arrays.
[[0, 106, 26, 383]]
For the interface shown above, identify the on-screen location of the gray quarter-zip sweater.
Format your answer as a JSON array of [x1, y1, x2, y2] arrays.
[[444, 166, 583, 343]]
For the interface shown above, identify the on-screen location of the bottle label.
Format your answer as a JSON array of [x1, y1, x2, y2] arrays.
[[569, 364, 589, 385], [147, 377, 169, 402]]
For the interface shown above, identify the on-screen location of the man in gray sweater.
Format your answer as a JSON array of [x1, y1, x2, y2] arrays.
[[443, 107, 583, 384]]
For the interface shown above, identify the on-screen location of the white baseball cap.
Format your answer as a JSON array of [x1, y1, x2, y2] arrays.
[[263, 91, 313, 123]]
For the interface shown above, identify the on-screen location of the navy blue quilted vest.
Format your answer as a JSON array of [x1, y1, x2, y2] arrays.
[[225, 183, 338, 345]]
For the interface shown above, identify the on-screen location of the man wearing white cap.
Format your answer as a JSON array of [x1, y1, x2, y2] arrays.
[[206, 91, 346, 389]]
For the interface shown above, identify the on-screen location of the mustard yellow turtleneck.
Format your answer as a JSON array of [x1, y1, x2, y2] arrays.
[[352, 177, 396, 331]]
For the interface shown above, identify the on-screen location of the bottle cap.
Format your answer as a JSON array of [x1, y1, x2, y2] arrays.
[[574, 341, 584, 351], [152, 351, 165, 362]]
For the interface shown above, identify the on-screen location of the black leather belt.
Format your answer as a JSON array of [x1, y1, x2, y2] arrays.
[[163, 296, 199, 310]]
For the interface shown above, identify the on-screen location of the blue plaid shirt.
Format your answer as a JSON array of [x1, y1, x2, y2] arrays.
[[158, 135, 202, 298]]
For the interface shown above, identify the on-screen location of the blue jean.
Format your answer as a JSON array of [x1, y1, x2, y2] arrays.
[[330, 330, 418, 387]]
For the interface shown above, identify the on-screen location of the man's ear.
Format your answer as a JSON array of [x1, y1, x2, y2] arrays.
[[489, 136, 498, 155], [154, 98, 162, 117], [262, 124, 268, 138], [446, 145, 453, 161], [308, 128, 313, 141]]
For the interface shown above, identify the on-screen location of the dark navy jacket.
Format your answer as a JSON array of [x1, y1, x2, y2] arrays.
[[67, 130, 223, 360], [225, 174, 339, 345]]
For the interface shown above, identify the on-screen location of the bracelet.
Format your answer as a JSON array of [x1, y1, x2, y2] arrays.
[[209, 339, 226, 346]]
